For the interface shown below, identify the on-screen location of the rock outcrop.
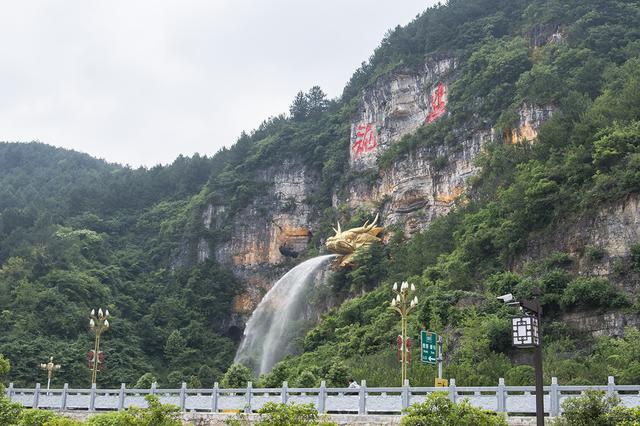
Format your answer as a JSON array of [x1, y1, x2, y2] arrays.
[[349, 58, 454, 170], [343, 129, 491, 235], [524, 195, 640, 285]]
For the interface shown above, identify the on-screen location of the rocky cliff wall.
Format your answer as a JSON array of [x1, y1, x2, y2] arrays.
[[349, 59, 454, 170], [342, 129, 491, 235], [522, 195, 640, 337], [197, 61, 556, 321], [523, 195, 640, 284]]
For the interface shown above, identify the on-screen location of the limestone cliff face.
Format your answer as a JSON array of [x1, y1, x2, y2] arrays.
[[196, 60, 558, 319], [507, 103, 555, 144], [197, 160, 319, 315], [521, 195, 640, 337], [343, 130, 491, 235], [524, 195, 640, 283], [349, 58, 454, 170]]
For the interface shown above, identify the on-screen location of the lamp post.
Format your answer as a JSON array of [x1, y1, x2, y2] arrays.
[[89, 308, 110, 385], [499, 291, 544, 426], [39, 356, 61, 392], [390, 281, 418, 386]]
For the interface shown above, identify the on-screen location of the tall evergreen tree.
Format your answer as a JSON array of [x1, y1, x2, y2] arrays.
[[289, 91, 309, 121]]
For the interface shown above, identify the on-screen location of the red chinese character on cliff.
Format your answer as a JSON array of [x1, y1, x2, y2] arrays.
[[425, 82, 447, 124], [351, 123, 378, 160]]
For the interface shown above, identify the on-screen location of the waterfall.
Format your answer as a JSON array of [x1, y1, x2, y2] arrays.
[[234, 254, 336, 375]]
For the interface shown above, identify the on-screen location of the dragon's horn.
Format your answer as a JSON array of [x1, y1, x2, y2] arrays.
[[332, 227, 338, 234], [364, 213, 379, 232], [337, 222, 341, 233]]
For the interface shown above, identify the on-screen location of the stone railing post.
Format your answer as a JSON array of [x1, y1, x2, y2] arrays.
[[448, 378, 457, 403], [211, 382, 219, 412], [607, 376, 616, 398], [60, 383, 69, 411], [318, 381, 326, 413], [179, 382, 187, 411], [89, 383, 97, 411], [117, 383, 126, 411], [497, 378, 506, 412], [281, 381, 288, 404], [245, 382, 252, 413], [33, 383, 41, 409], [358, 380, 367, 414], [550, 377, 560, 417], [7, 383, 14, 402], [402, 379, 410, 409], [150, 381, 157, 396]]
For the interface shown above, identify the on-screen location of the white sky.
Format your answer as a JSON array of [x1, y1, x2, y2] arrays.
[[0, 1, 435, 167]]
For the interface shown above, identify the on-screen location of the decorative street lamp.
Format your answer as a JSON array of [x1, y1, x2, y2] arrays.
[[499, 291, 544, 426], [390, 281, 418, 386], [39, 356, 61, 392], [88, 308, 110, 385]]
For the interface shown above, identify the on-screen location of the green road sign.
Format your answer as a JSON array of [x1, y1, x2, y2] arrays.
[[421, 330, 438, 364]]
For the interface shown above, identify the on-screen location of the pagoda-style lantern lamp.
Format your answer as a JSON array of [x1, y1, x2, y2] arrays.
[[512, 315, 539, 348]]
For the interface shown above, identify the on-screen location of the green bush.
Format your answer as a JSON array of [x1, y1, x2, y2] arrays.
[[505, 365, 535, 386], [401, 393, 507, 426], [561, 278, 629, 310], [86, 395, 180, 426], [17, 410, 58, 426], [552, 390, 640, 426], [255, 402, 336, 426], [0, 396, 23, 426], [15, 409, 83, 425]]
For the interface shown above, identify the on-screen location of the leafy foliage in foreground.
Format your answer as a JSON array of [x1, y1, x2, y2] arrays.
[[551, 390, 640, 426], [401, 393, 507, 426], [0, 394, 179, 426], [225, 402, 337, 426]]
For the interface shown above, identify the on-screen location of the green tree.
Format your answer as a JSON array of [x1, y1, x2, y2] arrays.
[[134, 373, 157, 389], [289, 91, 309, 121], [221, 364, 253, 388]]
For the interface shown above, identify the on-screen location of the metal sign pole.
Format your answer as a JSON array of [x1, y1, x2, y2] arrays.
[[437, 336, 443, 379]]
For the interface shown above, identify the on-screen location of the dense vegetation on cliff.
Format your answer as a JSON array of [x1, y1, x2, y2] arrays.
[[1, 0, 640, 389]]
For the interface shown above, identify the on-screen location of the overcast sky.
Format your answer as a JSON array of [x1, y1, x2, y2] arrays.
[[0, 1, 436, 167]]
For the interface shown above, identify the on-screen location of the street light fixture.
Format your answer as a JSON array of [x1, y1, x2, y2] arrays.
[[498, 290, 544, 426], [39, 356, 61, 392], [390, 281, 418, 386], [89, 308, 110, 385]]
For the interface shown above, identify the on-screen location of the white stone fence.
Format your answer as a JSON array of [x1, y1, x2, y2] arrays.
[[5, 377, 640, 416]]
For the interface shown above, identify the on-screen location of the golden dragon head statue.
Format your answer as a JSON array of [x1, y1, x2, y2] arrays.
[[326, 214, 384, 267]]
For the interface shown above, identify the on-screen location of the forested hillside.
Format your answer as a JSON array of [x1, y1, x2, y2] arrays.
[[2, 0, 640, 389]]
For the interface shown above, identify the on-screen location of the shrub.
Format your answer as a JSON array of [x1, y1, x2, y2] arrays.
[[631, 243, 640, 272], [87, 395, 180, 426], [256, 402, 336, 426], [552, 390, 640, 426], [505, 365, 535, 386], [401, 392, 507, 426], [561, 278, 629, 310], [134, 373, 157, 389], [295, 370, 318, 388], [17, 410, 58, 426], [0, 396, 22, 426]]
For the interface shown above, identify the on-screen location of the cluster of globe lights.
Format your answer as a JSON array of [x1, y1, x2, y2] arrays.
[[89, 308, 110, 329], [390, 281, 418, 307]]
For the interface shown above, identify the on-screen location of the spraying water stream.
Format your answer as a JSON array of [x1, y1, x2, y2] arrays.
[[234, 254, 336, 375]]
